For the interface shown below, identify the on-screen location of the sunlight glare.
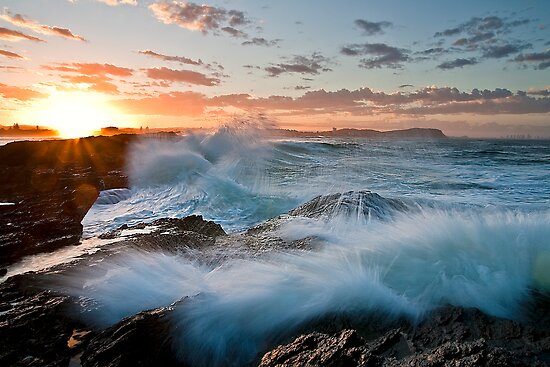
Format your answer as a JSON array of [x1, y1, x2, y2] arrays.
[[33, 92, 121, 138]]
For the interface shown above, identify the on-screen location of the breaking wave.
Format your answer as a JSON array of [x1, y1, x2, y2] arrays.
[[63, 203, 550, 366], [83, 125, 301, 235], [73, 126, 550, 365]]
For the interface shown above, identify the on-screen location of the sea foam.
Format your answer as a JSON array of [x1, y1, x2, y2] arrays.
[[83, 124, 299, 236], [62, 207, 550, 366]]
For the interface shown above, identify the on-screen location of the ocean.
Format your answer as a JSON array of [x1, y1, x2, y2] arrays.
[[7, 128, 550, 365], [83, 128, 550, 235]]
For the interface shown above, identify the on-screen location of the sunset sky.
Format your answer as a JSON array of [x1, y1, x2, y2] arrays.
[[0, 0, 549, 137]]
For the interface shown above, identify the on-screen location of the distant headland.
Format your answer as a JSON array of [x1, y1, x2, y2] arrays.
[[1, 123, 447, 140], [0, 124, 57, 137]]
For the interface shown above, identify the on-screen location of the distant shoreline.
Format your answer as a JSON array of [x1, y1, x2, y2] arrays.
[[2, 126, 548, 141]]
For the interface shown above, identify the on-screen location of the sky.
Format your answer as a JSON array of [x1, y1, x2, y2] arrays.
[[0, 0, 549, 137]]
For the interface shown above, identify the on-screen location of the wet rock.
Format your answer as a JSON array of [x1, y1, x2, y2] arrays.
[[0, 135, 181, 267], [259, 329, 373, 367], [0, 274, 88, 367], [152, 216, 226, 238], [288, 190, 408, 221], [259, 304, 550, 367], [81, 307, 186, 367], [98, 215, 227, 253]]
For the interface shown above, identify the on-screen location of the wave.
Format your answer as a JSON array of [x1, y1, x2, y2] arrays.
[[83, 125, 301, 235], [61, 203, 550, 366], [94, 188, 132, 205]]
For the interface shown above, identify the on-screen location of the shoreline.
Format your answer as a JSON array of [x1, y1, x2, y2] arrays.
[[0, 133, 549, 366]]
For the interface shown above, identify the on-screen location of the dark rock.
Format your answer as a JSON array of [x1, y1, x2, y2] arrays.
[[259, 305, 550, 367], [288, 190, 408, 221], [259, 329, 373, 367], [81, 307, 186, 367], [0, 135, 161, 267], [0, 274, 89, 367], [152, 215, 226, 238], [98, 215, 226, 253]]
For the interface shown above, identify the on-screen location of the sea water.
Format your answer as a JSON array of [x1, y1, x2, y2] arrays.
[[64, 127, 550, 365]]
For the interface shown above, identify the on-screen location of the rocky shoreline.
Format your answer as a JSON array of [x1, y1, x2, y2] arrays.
[[1, 135, 549, 366]]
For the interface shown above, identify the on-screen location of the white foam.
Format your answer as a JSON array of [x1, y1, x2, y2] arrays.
[[59, 208, 550, 365], [83, 124, 299, 235], [95, 189, 132, 205]]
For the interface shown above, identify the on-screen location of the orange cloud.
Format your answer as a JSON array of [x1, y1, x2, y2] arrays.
[[0, 83, 46, 101], [113, 86, 550, 117], [145, 67, 220, 86], [61, 75, 120, 94], [0, 27, 44, 42], [0, 49, 25, 60], [44, 62, 133, 77], [115, 91, 207, 116], [0, 10, 86, 41]]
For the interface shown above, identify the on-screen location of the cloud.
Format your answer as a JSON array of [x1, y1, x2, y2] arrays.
[[415, 47, 447, 56], [354, 19, 392, 36], [0, 49, 24, 59], [429, 14, 536, 69], [527, 88, 550, 97], [0, 10, 86, 41], [61, 74, 120, 94], [97, 0, 137, 5], [452, 32, 495, 47], [42, 63, 134, 94], [434, 28, 461, 37], [0, 65, 21, 70], [264, 53, 332, 77], [514, 50, 550, 70], [437, 58, 478, 70], [241, 37, 279, 47], [396, 95, 549, 115], [221, 26, 247, 38], [115, 91, 207, 116], [0, 83, 46, 100], [44, 63, 133, 76], [145, 67, 220, 86], [481, 43, 529, 58], [138, 50, 203, 66], [435, 15, 530, 39], [112, 85, 549, 117], [341, 43, 409, 69], [0, 27, 44, 42], [149, 1, 250, 36]]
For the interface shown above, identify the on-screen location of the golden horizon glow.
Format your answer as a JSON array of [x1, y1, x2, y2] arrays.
[[23, 92, 127, 138]]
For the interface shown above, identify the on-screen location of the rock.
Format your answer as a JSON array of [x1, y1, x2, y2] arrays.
[[0, 274, 90, 367], [259, 304, 550, 367], [98, 215, 226, 253], [259, 329, 373, 367], [288, 190, 408, 221], [0, 135, 181, 267], [81, 307, 186, 367], [152, 215, 226, 238]]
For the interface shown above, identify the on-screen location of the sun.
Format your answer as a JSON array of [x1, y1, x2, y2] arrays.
[[32, 92, 122, 138]]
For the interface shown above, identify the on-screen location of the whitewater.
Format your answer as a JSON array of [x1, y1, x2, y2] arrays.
[[58, 126, 550, 365]]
